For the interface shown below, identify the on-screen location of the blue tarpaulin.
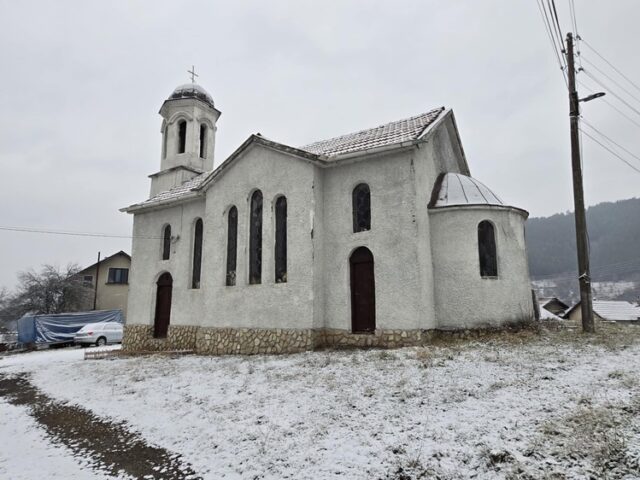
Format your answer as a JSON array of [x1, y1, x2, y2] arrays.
[[17, 310, 124, 344]]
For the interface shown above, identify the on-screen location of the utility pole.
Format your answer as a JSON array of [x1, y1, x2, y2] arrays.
[[93, 251, 101, 311], [566, 32, 595, 333]]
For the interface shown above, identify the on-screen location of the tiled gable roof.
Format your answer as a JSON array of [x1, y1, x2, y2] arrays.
[[131, 173, 206, 208], [300, 107, 445, 157], [124, 108, 447, 211]]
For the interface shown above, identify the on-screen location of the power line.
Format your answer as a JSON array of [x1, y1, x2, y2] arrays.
[[0, 226, 159, 240], [582, 69, 640, 118], [548, 0, 565, 49], [533, 258, 640, 280], [581, 119, 640, 167], [536, 0, 568, 87], [581, 37, 640, 94], [581, 56, 640, 106], [578, 79, 640, 129], [580, 129, 640, 174], [568, 0, 579, 39]]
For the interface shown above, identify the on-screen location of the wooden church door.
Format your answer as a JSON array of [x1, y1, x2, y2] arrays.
[[350, 247, 376, 333], [154, 272, 173, 338]]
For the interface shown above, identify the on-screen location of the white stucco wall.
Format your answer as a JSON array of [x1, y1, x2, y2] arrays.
[[321, 149, 427, 331], [202, 144, 318, 330], [127, 199, 206, 328], [429, 206, 534, 328]]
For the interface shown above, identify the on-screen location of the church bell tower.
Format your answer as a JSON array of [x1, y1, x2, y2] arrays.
[[149, 75, 221, 197]]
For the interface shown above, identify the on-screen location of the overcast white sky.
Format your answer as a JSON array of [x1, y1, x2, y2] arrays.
[[1, 0, 639, 290]]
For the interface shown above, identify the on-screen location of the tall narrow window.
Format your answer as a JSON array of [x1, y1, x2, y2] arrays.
[[178, 120, 187, 154], [478, 220, 498, 277], [352, 183, 371, 233], [162, 125, 168, 159], [162, 225, 171, 260], [226, 206, 238, 286], [249, 190, 263, 285], [275, 196, 287, 283], [199, 124, 207, 159], [192, 218, 203, 289]]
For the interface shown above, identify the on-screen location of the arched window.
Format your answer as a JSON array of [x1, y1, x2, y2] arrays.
[[275, 196, 287, 283], [162, 124, 168, 159], [162, 225, 171, 260], [249, 190, 263, 285], [352, 183, 371, 233], [478, 220, 498, 277], [191, 218, 203, 289], [177, 120, 187, 154], [199, 124, 207, 159], [226, 206, 238, 286]]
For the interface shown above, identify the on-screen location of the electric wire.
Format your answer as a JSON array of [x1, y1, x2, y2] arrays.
[[581, 56, 640, 106], [579, 129, 640, 174], [568, 0, 579, 39], [533, 258, 640, 280], [581, 37, 640, 94], [536, 0, 568, 87], [578, 79, 640, 129], [548, 0, 565, 50], [581, 119, 640, 168], [582, 69, 640, 118], [0, 225, 160, 240]]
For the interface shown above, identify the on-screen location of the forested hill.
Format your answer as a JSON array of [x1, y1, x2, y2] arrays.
[[526, 197, 640, 279]]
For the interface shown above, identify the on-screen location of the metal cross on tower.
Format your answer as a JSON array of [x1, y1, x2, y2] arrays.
[[187, 65, 198, 83]]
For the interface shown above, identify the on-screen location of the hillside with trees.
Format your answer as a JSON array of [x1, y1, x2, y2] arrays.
[[526, 197, 640, 302], [527, 197, 640, 279]]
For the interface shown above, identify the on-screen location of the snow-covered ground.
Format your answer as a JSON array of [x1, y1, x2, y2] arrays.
[[1, 327, 640, 479]]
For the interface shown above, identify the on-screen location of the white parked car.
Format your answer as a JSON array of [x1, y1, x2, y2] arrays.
[[74, 322, 123, 346]]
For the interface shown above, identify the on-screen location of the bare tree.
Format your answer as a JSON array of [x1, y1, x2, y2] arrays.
[[0, 264, 93, 324]]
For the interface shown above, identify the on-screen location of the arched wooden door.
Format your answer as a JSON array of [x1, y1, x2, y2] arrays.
[[350, 247, 376, 333], [154, 272, 173, 338]]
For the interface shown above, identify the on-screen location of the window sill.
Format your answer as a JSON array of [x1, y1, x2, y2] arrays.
[[105, 282, 129, 285], [480, 276, 499, 280]]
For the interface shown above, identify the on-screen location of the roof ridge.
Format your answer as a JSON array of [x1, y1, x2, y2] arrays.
[[301, 107, 445, 156]]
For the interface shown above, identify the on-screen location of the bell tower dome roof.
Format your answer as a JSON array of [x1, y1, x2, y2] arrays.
[[167, 83, 215, 108]]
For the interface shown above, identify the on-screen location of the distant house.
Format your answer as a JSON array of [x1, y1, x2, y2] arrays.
[[77, 251, 131, 319], [537, 303, 563, 321], [565, 300, 640, 323], [538, 297, 569, 317]]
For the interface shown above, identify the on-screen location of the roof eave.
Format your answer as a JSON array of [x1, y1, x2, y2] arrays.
[[120, 191, 201, 214], [417, 108, 471, 176], [428, 203, 530, 219], [198, 135, 328, 191]]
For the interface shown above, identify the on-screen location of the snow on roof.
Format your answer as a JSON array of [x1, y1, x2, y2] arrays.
[[300, 108, 445, 157], [432, 173, 503, 208], [167, 83, 215, 108], [127, 108, 447, 211], [538, 304, 563, 320], [593, 301, 640, 321], [130, 174, 206, 209]]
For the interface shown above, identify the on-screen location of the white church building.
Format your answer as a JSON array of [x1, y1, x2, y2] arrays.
[[121, 82, 534, 354]]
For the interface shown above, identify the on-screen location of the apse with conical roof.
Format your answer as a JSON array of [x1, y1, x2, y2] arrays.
[[149, 82, 221, 197]]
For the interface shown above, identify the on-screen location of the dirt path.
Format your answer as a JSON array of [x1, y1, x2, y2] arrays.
[[0, 373, 202, 480]]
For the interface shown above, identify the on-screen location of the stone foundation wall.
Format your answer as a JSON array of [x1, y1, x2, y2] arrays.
[[122, 325, 198, 352], [122, 321, 537, 355], [197, 328, 314, 355], [318, 329, 431, 348]]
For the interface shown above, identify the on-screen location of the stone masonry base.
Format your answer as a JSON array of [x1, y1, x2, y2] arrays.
[[122, 322, 535, 355]]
